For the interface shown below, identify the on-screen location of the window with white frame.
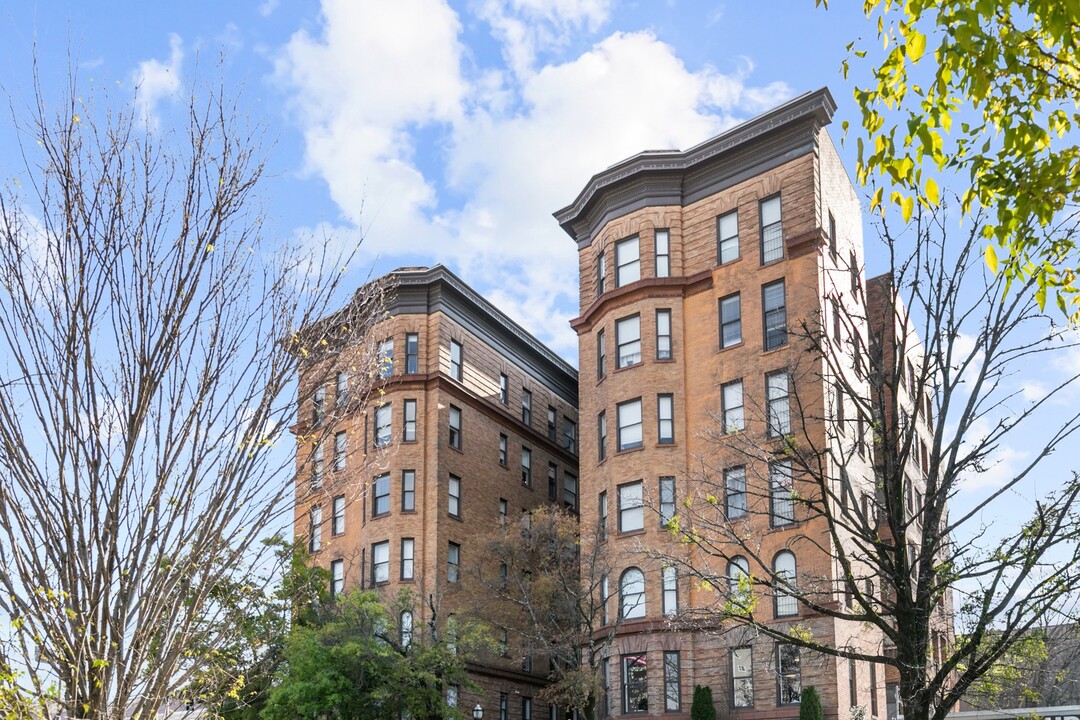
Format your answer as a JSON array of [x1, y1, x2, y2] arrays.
[[521, 446, 532, 486], [333, 431, 346, 472], [372, 541, 389, 584], [719, 294, 741, 348], [372, 473, 390, 516], [308, 506, 322, 553], [402, 470, 415, 511], [618, 481, 643, 532], [400, 610, 413, 648], [564, 473, 578, 512], [728, 556, 751, 611], [656, 309, 672, 360], [662, 565, 678, 615], [617, 399, 643, 451], [499, 433, 508, 465], [522, 389, 532, 425], [449, 474, 461, 517], [405, 332, 419, 373], [499, 373, 509, 404], [548, 462, 558, 502], [447, 542, 460, 582], [763, 279, 787, 350], [401, 538, 415, 580], [335, 371, 348, 405], [403, 399, 417, 442], [777, 644, 802, 705], [615, 236, 640, 287], [599, 490, 608, 537], [312, 443, 324, 486], [663, 651, 681, 711], [312, 386, 325, 427], [330, 559, 344, 597], [597, 411, 607, 461], [655, 229, 670, 278], [547, 406, 557, 440], [760, 195, 783, 263], [449, 340, 463, 381], [766, 371, 791, 437], [378, 338, 394, 379], [770, 460, 795, 526], [332, 495, 345, 536], [375, 404, 391, 447], [600, 574, 610, 625], [619, 567, 646, 619], [622, 653, 648, 713], [522, 697, 532, 720], [616, 314, 642, 368], [725, 466, 747, 519], [448, 405, 462, 449], [717, 210, 739, 264], [722, 380, 744, 432], [597, 250, 607, 296], [659, 477, 676, 527], [657, 394, 674, 444], [447, 686, 458, 708], [773, 550, 798, 617], [597, 329, 606, 379], [563, 416, 577, 454], [732, 648, 754, 707]]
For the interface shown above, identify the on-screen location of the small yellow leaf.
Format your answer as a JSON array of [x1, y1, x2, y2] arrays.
[[901, 195, 914, 223], [925, 177, 939, 206], [985, 244, 999, 275]]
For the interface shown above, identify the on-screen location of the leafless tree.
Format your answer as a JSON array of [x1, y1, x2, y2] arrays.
[[655, 200, 1080, 720], [0, 72, 386, 719]]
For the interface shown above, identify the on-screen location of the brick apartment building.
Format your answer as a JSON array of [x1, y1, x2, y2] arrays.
[[294, 265, 580, 717], [295, 88, 951, 720]]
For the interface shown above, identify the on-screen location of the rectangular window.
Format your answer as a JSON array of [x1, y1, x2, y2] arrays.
[[447, 686, 458, 708], [599, 490, 608, 536], [403, 399, 417, 442], [597, 329, 607, 379], [373, 474, 390, 517], [548, 406, 557, 440], [401, 538, 415, 580], [618, 481, 644, 532], [597, 411, 608, 461], [330, 559, 344, 597], [333, 431, 347, 472], [335, 371, 348, 405], [312, 386, 325, 427], [375, 404, 391, 447], [563, 417, 578, 454], [663, 651, 681, 711], [372, 540, 389, 584], [449, 474, 461, 517], [548, 462, 558, 502], [657, 394, 674, 444], [522, 389, 532, 425], [564, 473, 578, 512], [725, 466, 747, 519], [721, 380, 744, 432], [402, 470, 416, 511], [449, 340, 463, 381], [616, 236, 640, 287], [616, 314, 642, 368], [500, 694, 508, 720], [601, 660, 611, 718], [522, 698, 532, 720], [499, 498, 508, 523], [719, 294, 741, 348], [770, 460, 795, 526], [656, 309, 672, 360], [521, 447, 532, 487], [655, 229, 670, 278], [662, 566, 678, 616], [622, 654, 648, 713], [766, 371, 791, 437], [760, 195, 783, 263], [829, 211, 838, 259], [717, 210, 739, 264], [597, 251, 607, 295], [763, 279, 787, 350], [870, 663, 879, 716], [308, 506, 322, 553], [617, 399, 643, 451], [447, 542, 460, 582], [499, 373, 509, 404], [600, 574, 610, 626], [378, 338, 394, 379], [332, 495, 345, 536], [832, 297, 842, 342], [499, 433, 508, 465], [659, 477, 676, 527], [405, 332, 419, 373], [448, 405, 462, 449], [850, 660, 859, 708], [312, 442, 324, 486], [732, 648, 753, 707], [857, 414, 867, 458], [777, 645, 802, 705], [850, 249, 860, 293], [836, 384, 845, 429]]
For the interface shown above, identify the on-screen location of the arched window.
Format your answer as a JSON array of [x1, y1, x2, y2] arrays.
[[400, 610, 413, 648], [620, 568, 646, 619], [773, 551, 797, 617], [727, 556, 751, 612]]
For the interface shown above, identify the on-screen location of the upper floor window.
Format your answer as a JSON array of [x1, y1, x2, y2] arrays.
[[403, 399, 417, 442], [449, 474, 461, 518], [773, 550, 798, 617], [522, 389, 532, 425], [373, 473, 390, 517], [725, 466, 747, 519], [597, 329, 606, 380], [777, 645, 802, 705], [499, 433, 508, 465], [616, 399, 643, 451], [335, 371, 348, 405], [656, 310, 672, 360], [447, 542, 461, 582], [663, 653, 681, 713], [564, 473, 578, 512], [330, 559, 344, 597], [770, 460, 795, 526], [657, 394, 674, 445], [332, 495, 345, 535], [378, 338, 394, 379], [622, 653, 648, 713], [402, 470, 416, 511], [333, 431, 347, 472], [547, 406, 557, 441], [615, 236, 640, 287], [766, 371, 791, 437], [717, 210, 739, 264], [618, 480, 644, 532], [308, 505, 322, 553], [597, 250, 607, 296], [499, 373, 509, 404], [521, 446, 532, 487], [449, 340, 463, 381], [763, 279, 787, 350], [719, 294, 741, 348], [732, 648, 754, 707], [312, 443, 324, 486], [619, 568, 646, 619], [828, 211, 838, 259], [563, 417, 578, 454], [655, 229, 670, 278], [659, 477, 675, 526], [372, 540, 389, 584], [662, 566, 678, 616], [616, 314, 641, 368], [728, 556, 751, 611], [405, 333, 419, 373], [312, 387, 325, 428], [548, 462, 558, 502], [599, 490, 608, 537], [760, 195, 783, 264], [374, 404, 391, 447], [597, 411, 607, 462], [448, 405, 462, 449], [721, 380, 744, 432]]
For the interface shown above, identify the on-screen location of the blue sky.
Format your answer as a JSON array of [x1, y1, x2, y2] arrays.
[[1, 0, 872, 361]]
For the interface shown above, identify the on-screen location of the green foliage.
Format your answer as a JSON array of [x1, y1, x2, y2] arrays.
[[689, 685, 716, 720], [799, 686, 823, 720], [963, 631, 1050, 708], [828, 0, 1080, 317]]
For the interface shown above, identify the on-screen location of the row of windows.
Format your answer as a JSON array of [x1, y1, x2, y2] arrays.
[[594, 195, 787, 300], [602, 565, 679, 623], [324, 538, 458, 591], [595, 395, 676, 460], [512, 386, 578, 454]]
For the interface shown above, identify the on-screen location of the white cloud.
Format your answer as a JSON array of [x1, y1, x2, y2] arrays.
[[259, 0, 280, 17], [274, 1, 792, 357], [131, 33, 184, 128]]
